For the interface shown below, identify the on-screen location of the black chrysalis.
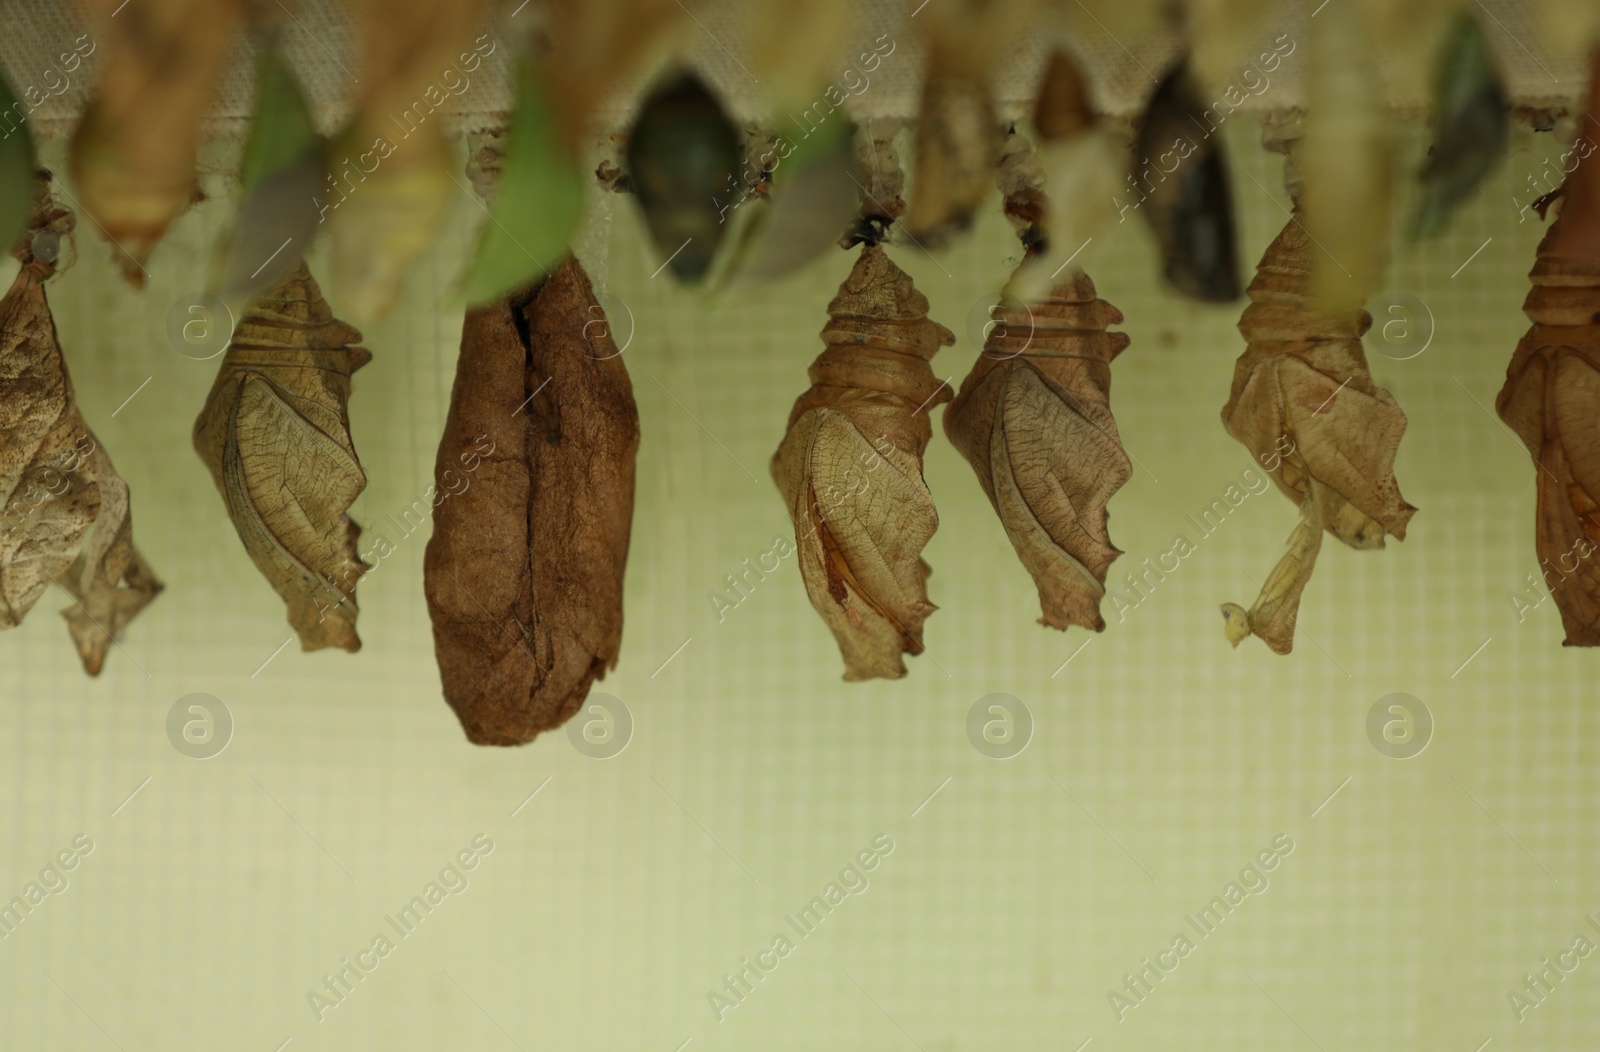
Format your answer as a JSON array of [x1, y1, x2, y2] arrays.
[[624, 73, 742, 281], [1132, 59, 1241, 302]]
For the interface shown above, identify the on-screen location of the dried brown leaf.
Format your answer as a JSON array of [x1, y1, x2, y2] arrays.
[[1220, 214, 1416, 654], [771, 244, 953, 680], [424, 256, 638, 746], [945, 268, 1132, 631], [70, 0, 246, 284], [193, 262, 370, 652], [0, 230, 162, 675]]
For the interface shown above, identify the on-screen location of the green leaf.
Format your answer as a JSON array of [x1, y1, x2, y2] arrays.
[[240, 49, 320, 194], [0, 73, 39, 255], [457, 61, 585, 305]]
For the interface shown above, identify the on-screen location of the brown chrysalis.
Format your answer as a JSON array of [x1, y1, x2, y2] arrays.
[[1220, 212, 1416, 653], [0, 204, 162, 674], [70, 0, 245, 284], [424, 256, 638, 746], [1495, 48, 1600, 646], [945, 138, 1132, 631], [771, 242, 953, 680], [192, 263, 370, 651]]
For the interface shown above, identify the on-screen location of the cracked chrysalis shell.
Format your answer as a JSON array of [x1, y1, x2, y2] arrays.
[[1495, 53, 1600, 646], [0, 210, 163, 674], [193, 263, 370, 651], [771, 244, 953, 680], [1220, 214, 1415, 654], [944, 268, 1131, 631], [424, 256, 639, 745]]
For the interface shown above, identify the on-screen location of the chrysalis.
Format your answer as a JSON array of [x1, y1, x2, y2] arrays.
[[1495, 52, 1600, 646], [1133, 58, 1241, 302], [1220, 214, 1415, 654], [1011, 48, 1123, 302], [945, 140, 1132, 632], [0, 202, 163, 674], [192, 263, 370, 651], [771, 243, 953, 680], [625, 73, 742, 282], [424, 256, 639, 745], [906, 41, 1002, 248], [1410, 11, 1509, 238], [905, 0, 1041, 247], [323, 0, 492, 321], [217, 47, 325, 301], [70, 0, 245, 285], [716, 119, 863, 289], [1301, 0, 1393, 312]]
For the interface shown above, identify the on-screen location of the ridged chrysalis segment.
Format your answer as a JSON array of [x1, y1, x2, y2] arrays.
[[424, 256, 639, 746], [193, 263, 370, 652], [945, 269, 1131, 631], [1220, 215, 1415, 654], [1495, 53, 1600, 646], [771, 244, 953, 680]]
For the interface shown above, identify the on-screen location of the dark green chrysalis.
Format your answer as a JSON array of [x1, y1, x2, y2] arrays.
[[625, 73, 742, 282], [1410, 12, 1509, 239], [1132, 59, 1241, 302]]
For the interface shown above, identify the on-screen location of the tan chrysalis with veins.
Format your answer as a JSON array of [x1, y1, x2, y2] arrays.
[[771, 243, 953, 680], [945, 140, 1132, 632], [0, 205, 162, 674], [193, 263, 370, 652], [1220, 214, 1416, 654], [424, 256, 638, 746], [1495, 48, 1600, 646]]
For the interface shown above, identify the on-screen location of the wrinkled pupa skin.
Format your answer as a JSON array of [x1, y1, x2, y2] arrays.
[[944, 268, 1131, 631], [1495, 55, 1600, 646], [1498, 224, 1600, 645], [771, 244, 953, 680], [193, 263, 370, 652], [424, 256, 639, 745], [1220, 213, 1416, 653], [0, 218, 163, 674]]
